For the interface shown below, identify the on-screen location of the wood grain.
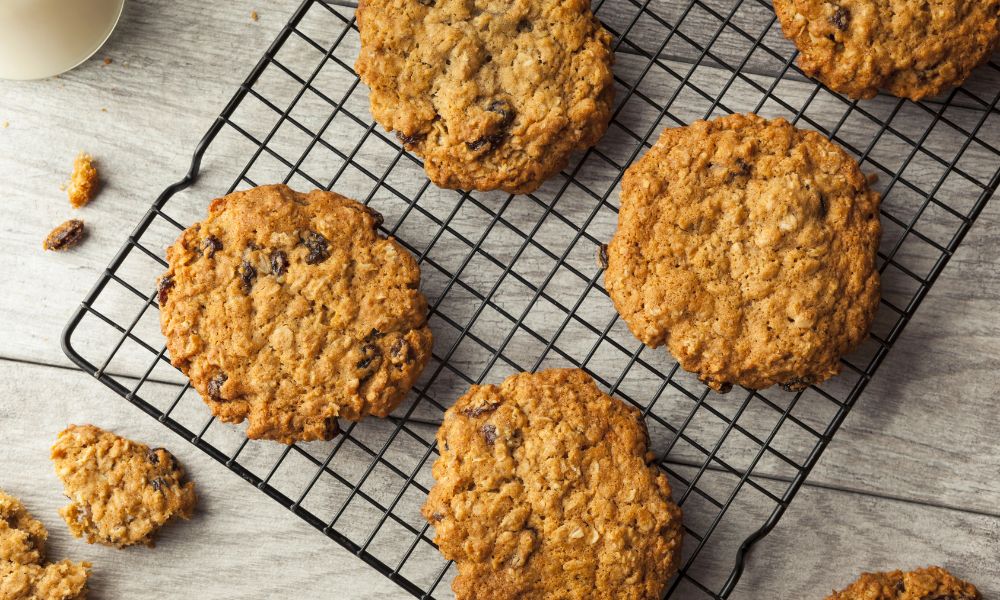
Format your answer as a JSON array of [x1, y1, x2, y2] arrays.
[[1, 360, 998, 599], [1, 0, 998, 598]]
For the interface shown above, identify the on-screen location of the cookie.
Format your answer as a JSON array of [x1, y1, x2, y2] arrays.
[[0, 560, 90, 600], [826, 566, 980, 600], [0, 491, 47, 565], [158, 184, 433, 443], [423, 369, 682, 600], [355, 0, 615, 194], [605, 114, 880, 392], [51, 425, 196, 548], [773, 0, 1000, 100]]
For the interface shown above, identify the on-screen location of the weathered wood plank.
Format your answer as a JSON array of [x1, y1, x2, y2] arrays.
[[731, 486, 1000, 599]]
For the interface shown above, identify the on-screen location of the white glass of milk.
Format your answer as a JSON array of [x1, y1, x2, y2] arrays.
[[0, 0, 126, 80]]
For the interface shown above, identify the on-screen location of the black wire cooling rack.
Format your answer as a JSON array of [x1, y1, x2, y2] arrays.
[[62, 0, 1000, 597]]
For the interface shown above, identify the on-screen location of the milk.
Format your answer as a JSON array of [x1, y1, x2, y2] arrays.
[[0, 0, 125, 80]]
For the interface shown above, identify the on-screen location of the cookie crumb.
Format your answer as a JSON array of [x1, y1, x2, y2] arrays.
[[43, 219, 86, 251], [250, 10, 259, 21], [100, 108, 108, 113], [67, 152, 98, 208], [1, 120, 8, 129], [102, 57, 112, 66]]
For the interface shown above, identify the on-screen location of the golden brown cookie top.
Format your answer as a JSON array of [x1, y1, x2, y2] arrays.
[[50, 425, 196, 548], [355, 0, 615, 194], [158, 184, 433, 443], [826, 566, 981, 600], [773, 0, 1000, 100], [422, 369, 682, 600], [0, 560, 91, 600], [605, 113, 880, 392], [0, 491, 47, 566]]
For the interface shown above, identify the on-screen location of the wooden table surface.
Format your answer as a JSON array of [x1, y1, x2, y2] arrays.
[[1, 0, 998, 598]]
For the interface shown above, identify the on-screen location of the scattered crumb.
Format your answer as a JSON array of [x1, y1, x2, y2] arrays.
[[101, 108, 108, 113], [866, 172, 879, 185], [1, 120, 8, 129], [103, 57, 113, 66], [67, 152, 98, 208], [250, 10, 259, 21], [44, 219, 86, 251]]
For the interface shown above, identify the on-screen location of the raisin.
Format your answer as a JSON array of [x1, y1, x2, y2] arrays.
[[830, 7, 849, 31], [302, 230, 330, 264], [396, 131, 426, 146], [207, 373, 228, 400], [516, 19, 533, 33], [202, 235, 223, 258], [365, 206, 385, 229], [487, 100, 515, 127], [157, 276, 174, 305], [717, 382, 734, 394], [150, 477, 166, 492], [721, 158, 751, 184], [390, 338, 413, 365], [43, 219, 85, 251], [324, 415, 341, 438], [467, 135, 503, 151], [466, 100, 515, 151], [429, 511, 444, 522], [818, 194, 828, 218], [417, 0, 434, 5], [780, 378, 811, 393], [270, 249, 289, 276], [147, 448, 177, 470], [239, 260, 257, 294], [461, 402, 500, 417], [364, 328, 383, 343], [357, 343, 380, 369], [480, 423, 498, 444], [596, 244, 609, 269]]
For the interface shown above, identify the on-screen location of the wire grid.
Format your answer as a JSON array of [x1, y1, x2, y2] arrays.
[[62, 0, 1000, 597]]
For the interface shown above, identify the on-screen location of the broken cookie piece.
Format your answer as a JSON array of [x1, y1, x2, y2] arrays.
[[0, 560, 91, 600], [66, 153, 98, 209], [0, 489, 91, 599], [51, 425, 196, 548], [0, 490, 48, 565]]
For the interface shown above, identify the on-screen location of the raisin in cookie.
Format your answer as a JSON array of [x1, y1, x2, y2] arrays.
[[355, 0, 615, 194], [605, 114, 880, 392], [51, 425, 196, 548], [773, 0, 1000, 100], [158, 184, 433, 443], [0, 490, 47, 565], [826, 566, 980, 600], [423, 369, 682, 600], [0, 560, 91, 600]]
